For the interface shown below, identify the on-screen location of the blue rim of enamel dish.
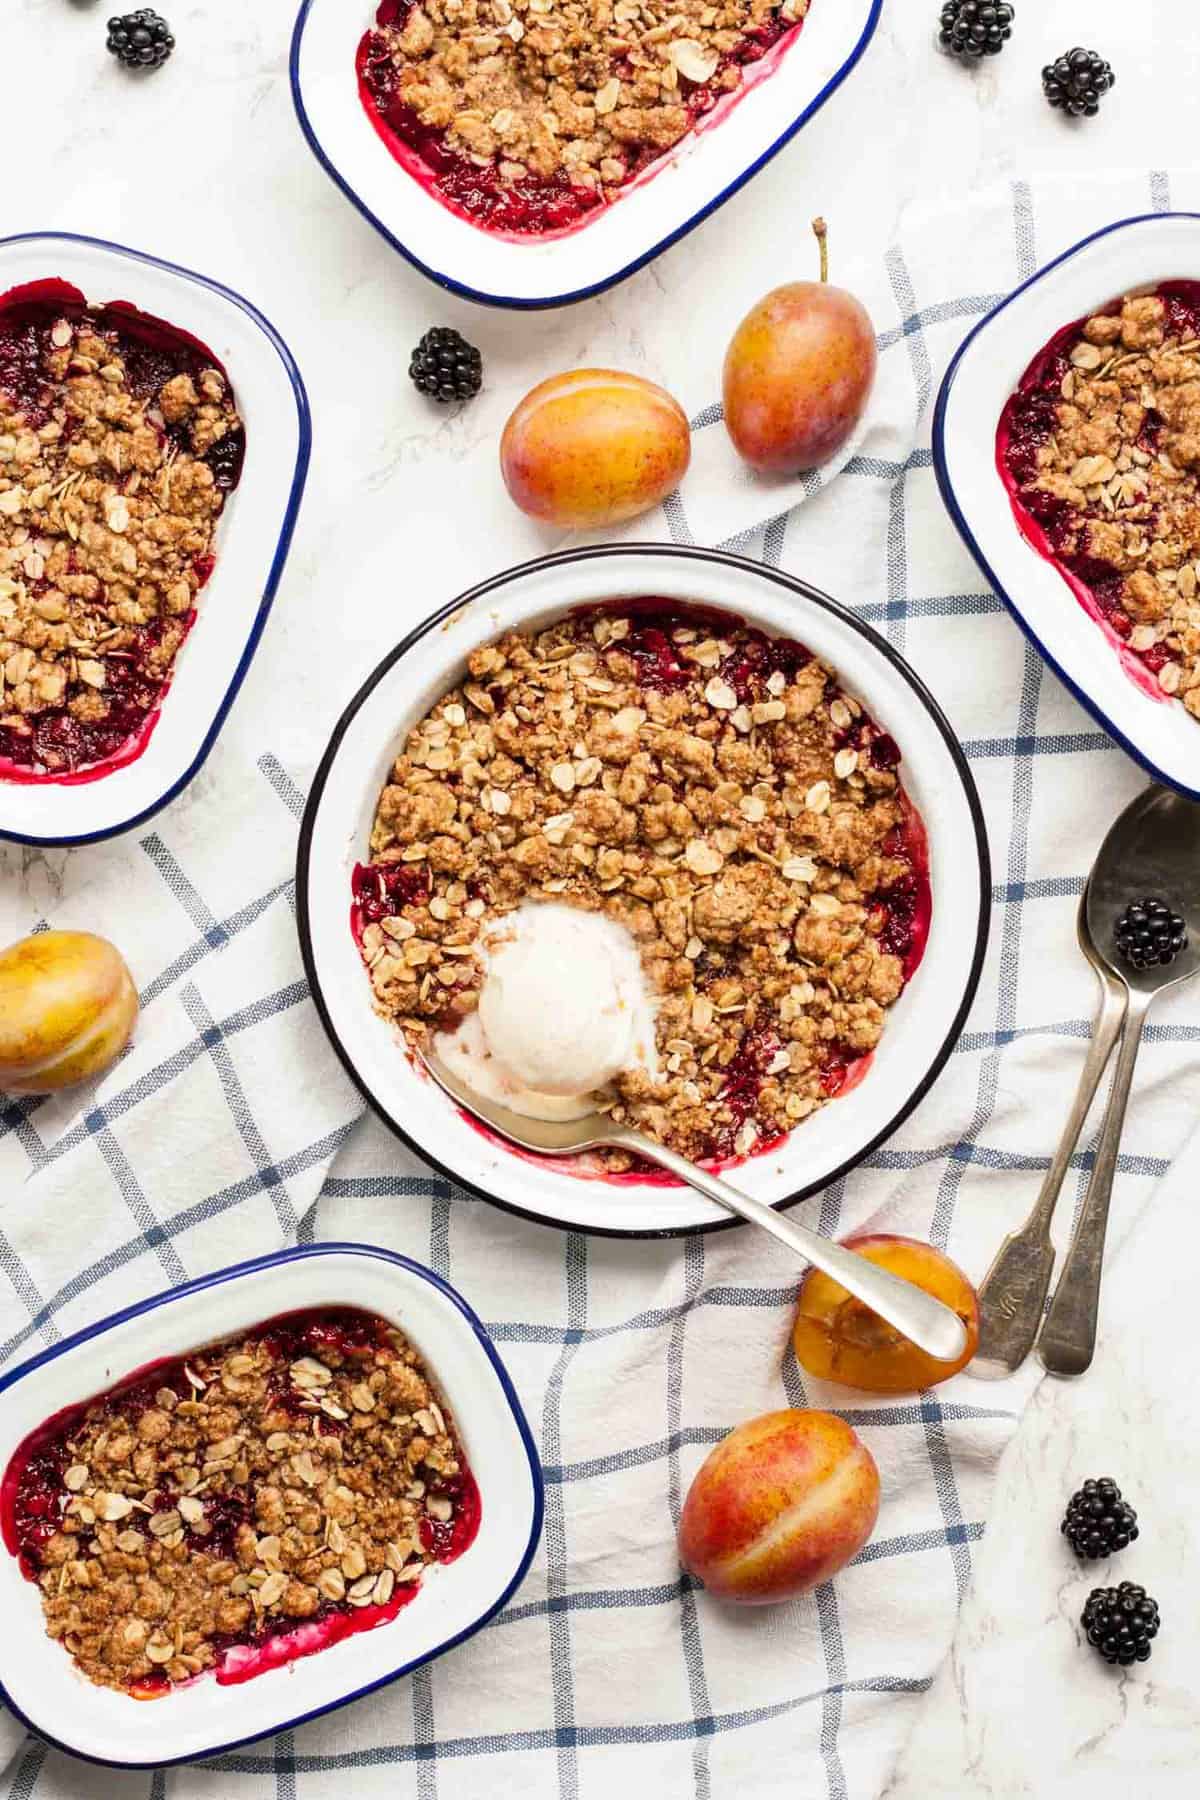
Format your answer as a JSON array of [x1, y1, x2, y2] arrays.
[[0, 231, 311, 847], [932, 209, 1200, 802], [288, 0, 884, 310], [295, 543, 992, 1240], [0, 1241, 545, 1769]]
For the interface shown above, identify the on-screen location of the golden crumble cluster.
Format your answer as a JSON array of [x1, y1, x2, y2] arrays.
[[357, 607, 927, 1168], [12, 1310, 473, 1694]]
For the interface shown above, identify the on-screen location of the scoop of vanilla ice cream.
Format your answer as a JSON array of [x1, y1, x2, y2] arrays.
[[434, 901, 657, 1122], [479, 904, 638, 1095]]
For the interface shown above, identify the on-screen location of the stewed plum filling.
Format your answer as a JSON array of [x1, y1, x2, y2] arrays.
[[999, 283, 1200, 715], [0, 281, 244, 781], [0, 1307, 479, 1695], [357, 0, 809, 237], [355, 602, 929, 1173]]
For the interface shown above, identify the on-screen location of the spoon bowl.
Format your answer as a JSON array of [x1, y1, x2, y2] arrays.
[[1085, 784, 1200, 996]]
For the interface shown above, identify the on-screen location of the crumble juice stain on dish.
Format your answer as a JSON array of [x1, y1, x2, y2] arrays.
[[0, 279, 245, 786], [355, 0, 809, 239], [997, 280, 1200, 705], [358, 596, 932, 1187], [0, 1306, 481, 1693]]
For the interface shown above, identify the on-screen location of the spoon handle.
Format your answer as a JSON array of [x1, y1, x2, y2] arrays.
[[971, 962, 1127, 1378], [614, 1132, 969, 1365], [1037, 991, 1152, 1377]]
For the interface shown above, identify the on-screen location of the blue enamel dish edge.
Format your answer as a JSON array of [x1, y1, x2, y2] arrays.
[[288, 0, 884, 310], [0, 230, 312, 848], [931, 209, 1200, 803], [0, 1241, 546, 1769]]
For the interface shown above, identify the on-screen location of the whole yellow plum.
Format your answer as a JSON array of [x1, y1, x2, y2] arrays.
[[0, 930, 138, 1094], [500, 368, 691, 528]]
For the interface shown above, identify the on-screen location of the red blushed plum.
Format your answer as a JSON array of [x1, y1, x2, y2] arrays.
[[677, 1409, 880, 1604], [722, 219, 877, 475]]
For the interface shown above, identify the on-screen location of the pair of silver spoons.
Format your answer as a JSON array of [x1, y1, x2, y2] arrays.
[[974, 785, 1200, 1379]]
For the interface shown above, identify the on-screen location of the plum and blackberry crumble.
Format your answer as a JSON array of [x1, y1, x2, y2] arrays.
[[353, 604, 930, 1172], [1, 1308, 479, 1693], [1000, 283, 1200, 717], [357, 0, 812, 236], [0, 279, 245, 781]]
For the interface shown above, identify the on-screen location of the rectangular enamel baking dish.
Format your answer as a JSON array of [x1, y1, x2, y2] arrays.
[[290, 0, 882, 308], [934, 212, 1200, 798], [0, 233, 309, 846], [0, 1244, 543, 1766]]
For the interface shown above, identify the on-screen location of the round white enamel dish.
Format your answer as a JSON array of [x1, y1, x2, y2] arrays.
[[933, 210, 1200, 800], [289, 0, 881, 308], [297, 544, 990, 1237], [0, 1244, 543, 1768], [0, 232, 310, 846]]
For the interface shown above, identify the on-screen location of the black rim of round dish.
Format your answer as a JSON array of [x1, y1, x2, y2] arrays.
[[296, 543, 992, 1240]]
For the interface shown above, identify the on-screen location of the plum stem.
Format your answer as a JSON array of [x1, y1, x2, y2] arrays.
[[812, 217, 829, 284]]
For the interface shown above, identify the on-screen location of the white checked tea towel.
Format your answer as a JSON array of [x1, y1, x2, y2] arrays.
[[3, 167, 1200, 1800]]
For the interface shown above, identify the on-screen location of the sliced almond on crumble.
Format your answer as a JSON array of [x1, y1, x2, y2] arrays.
[[685, 839, 723, 876], [668, 39, 718, 82]]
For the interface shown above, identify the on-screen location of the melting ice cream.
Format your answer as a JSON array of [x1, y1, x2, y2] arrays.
[[435, 901, 657, 1121]]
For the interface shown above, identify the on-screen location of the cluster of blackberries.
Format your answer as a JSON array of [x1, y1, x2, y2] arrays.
[[106, 10, 174, 70], [1114, 897, 1188, 972], [1042, 48, 1117, 118], [938, 2, 1116, 117], [1061, 1477, 1139, 1559], [1060, 1480, 1161, 1667], [1081, 1585, 1160, 1667], [408, 328, 484, 405], [938, 2, 1014, 60]]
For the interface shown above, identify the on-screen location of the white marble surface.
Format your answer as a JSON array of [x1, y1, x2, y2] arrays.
[[4, 0, 1200, 1793], [890, 1152, 1200, 1800]]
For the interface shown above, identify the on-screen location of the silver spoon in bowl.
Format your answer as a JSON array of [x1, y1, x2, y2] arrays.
[[419, 1047, 969, 1365]]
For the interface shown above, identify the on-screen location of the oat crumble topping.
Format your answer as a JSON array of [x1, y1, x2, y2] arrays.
[[359, 0, 811, 233], [355, 606, 929, 1169], [1002, 286, 1200, 717], [6, 1309, 476, 1694], [0, 295, 243, 777]]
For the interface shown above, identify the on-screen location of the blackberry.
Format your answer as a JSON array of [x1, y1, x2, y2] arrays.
[[409, 328, 483, 404], [1114, 897, 1187, 971], [938, 2, 1015, 59], [106, 10, 174, 70], [1042, 48, 1115, 117], [1061, 1478, 1139, 1560], [1081, 1583, 1160, 1666]]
